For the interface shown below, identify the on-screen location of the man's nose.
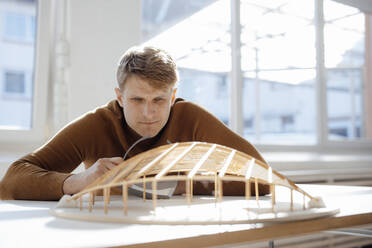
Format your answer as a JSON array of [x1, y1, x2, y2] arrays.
[[143, 102, 155, 117]]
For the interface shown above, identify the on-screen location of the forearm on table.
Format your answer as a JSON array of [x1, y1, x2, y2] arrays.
[[0, 162, 71, 200]]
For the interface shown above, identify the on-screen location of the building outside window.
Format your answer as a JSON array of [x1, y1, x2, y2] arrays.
[[0, 0, 36, 130], [4, 71, 25, 94], [141, 0, 371, 145], [324, 0, 365, 140]]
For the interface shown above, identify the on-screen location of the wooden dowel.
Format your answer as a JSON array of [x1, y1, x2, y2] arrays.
[[79, 196, 83, 211], [303, 193, 306, 210], [245, 179, 250, 200], [143, 175, 146, 202], [104, 188, 108, 214], [255, 178, 259, 207], [218, 178, 223, 202], [92, 191, 95, 206], [245, 179, 250, 210], [290, 188, 294, 211], [271, 184, 275, 212], [186, 179, 191, 205], [122, 182, 128, 215], [152, 181, 157, 211], [88, 192, 94, 212], [190, 178, 193, 202], [214, 172, 218, 202], [107, 187, 111, 205]]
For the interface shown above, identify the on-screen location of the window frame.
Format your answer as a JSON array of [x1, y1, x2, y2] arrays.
[[229, 0, 372, 153], [0, 0, 51, 145]]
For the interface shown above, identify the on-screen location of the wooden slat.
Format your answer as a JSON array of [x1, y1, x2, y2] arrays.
[[218, 150, 236, 178], [245, 158, 255, 180], [188, 144, 217, 179], [155, 143, 196, 179], [129, 143, 179, 180]]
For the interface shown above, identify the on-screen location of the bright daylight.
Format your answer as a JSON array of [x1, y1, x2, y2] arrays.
[[0, 1, 372, 248]]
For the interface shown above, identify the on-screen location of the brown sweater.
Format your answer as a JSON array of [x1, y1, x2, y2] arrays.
[[0, 99, 269, 200]]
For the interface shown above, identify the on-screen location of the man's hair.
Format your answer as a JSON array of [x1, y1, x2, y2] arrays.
[[116, 46, 178, 90]]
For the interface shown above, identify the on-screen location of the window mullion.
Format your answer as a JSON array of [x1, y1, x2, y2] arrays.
[[315, 0, 327, 148], [364, 15, 372, 139], [230, 0, 243, 135]]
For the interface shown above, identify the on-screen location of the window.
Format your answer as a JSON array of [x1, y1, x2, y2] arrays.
[[141, 0, 371, 147], [324, 0, 365, 141], [141, 0, 231, 125], [1, 71, 32, 129], [4, 13, 27, 40], [3, 12, 35, 42], [0, 0, 49, 142], [240, 0, 316, 144], [4, 71, 25, 94], [0, 1, 36, 130]]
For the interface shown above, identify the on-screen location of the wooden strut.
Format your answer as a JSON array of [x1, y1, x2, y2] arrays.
[[190, 178, 193, 202], [290, 188, 294, 211], [88, 192, 94, 212], [103, 188, 108, 214], [122, 182, 128, 215], [255, 178, 259, 208], [74, 142, 316, 216], [214, 172, 218, 203], [271, 184, 275, 212], [143, 175, 146, 202], [152, 181, 157, 212], [186, 179, 191, 205], [303, 193, 306, 210]]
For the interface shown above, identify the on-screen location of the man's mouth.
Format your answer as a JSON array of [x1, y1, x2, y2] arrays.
[[139, 121, 159, 125]]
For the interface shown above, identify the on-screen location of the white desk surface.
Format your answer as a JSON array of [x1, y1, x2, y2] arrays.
[[1, 184, 372, 248]]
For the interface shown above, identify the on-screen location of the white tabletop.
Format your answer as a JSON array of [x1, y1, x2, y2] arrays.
[[1, 184, 372, 248]]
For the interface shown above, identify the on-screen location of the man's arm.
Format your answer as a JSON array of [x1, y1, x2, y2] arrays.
[[0, 121, 85, 200], [0, 112, 115, 200], [0, 159, 72, 200]]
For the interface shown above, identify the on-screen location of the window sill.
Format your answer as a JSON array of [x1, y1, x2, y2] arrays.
[[264, 152, 372, 186]]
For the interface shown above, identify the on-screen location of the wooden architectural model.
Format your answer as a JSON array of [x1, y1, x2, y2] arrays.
[[53, 142, 338, 224]]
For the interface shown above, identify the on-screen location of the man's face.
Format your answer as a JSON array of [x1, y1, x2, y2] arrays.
[[115, 76, 177, 138]]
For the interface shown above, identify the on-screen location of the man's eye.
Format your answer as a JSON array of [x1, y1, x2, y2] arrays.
[[132, 98, 143, 102], [154, 98, 165, 103]]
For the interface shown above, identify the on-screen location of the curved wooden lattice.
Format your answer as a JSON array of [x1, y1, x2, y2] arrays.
[[70, 142, 315, 215]]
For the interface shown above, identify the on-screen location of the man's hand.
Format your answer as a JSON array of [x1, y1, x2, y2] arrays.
[[62, 157, 123, 195]]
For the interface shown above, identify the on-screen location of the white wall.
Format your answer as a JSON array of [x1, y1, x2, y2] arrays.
[[66, 0, 141, 121]]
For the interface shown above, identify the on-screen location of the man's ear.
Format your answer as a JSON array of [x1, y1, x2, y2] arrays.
[[115, 87, 124, 107], [171, 88, 177, 105]]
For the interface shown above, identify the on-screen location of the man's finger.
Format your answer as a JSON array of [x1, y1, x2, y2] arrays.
[[105, 162, 119, 171], [109, 157, 124, 164]]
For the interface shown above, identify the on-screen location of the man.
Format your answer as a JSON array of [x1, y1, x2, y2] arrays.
[[0, 46, 269, 200]]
